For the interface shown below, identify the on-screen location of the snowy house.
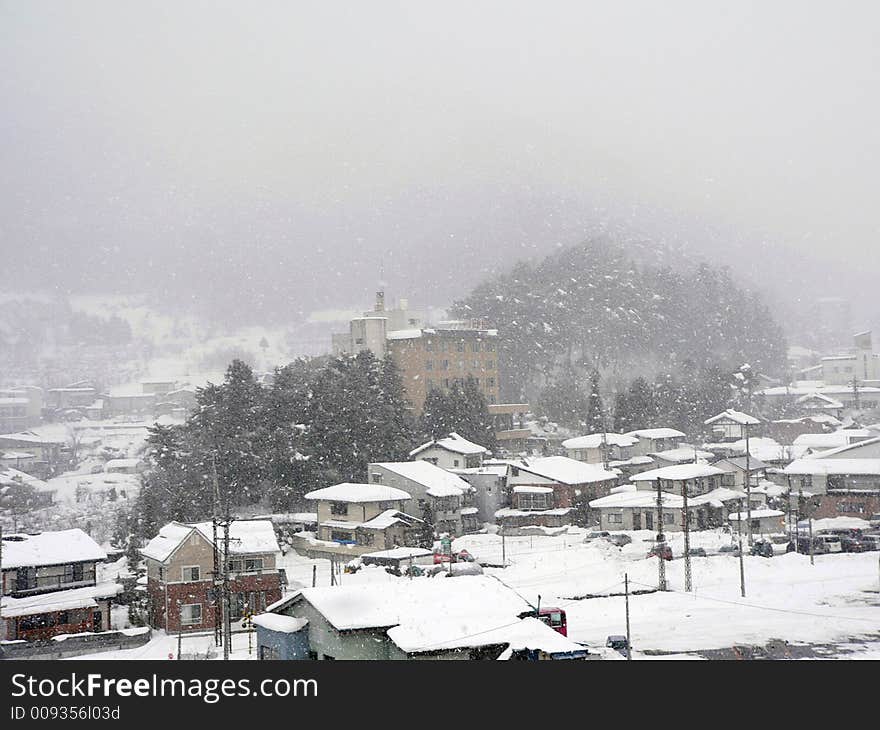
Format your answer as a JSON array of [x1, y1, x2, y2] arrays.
[[623, 428, 686, 456], [704, 409, 762, 442], [727, 509, 786, 537], [255, 576, 590, 660], [561, 432, 638, 464], [714, 456, 770, 490], [498, 456, 618, 528], [304, 483, 429, 554], [409, 431, 489, 470], [368, 460, 479, 535], [140, 519, 282, 633], [1, 529, 120, 642]]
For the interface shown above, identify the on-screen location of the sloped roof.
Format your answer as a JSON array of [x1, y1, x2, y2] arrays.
[[704, 409, 761, 426], [513, 456, 617, 485], [631, 463, 724, 482], [140, 519, 280, 562], [1, 529, 106, 569], [304, 482, 411, 503], [409, 432, 488, 457], [561, 433, 639, 450], [372, 460, 471, 497]]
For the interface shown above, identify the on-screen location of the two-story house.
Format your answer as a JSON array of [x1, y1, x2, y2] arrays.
[[368, 461, 478, 535], [561, 433, 639, 464], [304, 483, 429, 555], [141, 519, 282, 633], [624, 428, 687, 456], [1, 529, 120, 642], [409, 432, 488, 470]]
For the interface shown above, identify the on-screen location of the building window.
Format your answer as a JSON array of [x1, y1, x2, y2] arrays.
[[260, 645, 281, 660], [607, 513, 623, 524], [663, 513, 674, 525], [157, 566, 166, 581], [245, 558, 264, 572], [487, 378, 495, 388], [425, 341, 434, 351], [426, 360, 433, 370], [721, 473, 736, 487], [487, 360, 495, 370], [331, 530, 354, 542], [371, 472, 383, 483], [517, 492, 551, 510], [486, 342, 495, 351], [331, 502, 348, 515], [441, 360, 449, 370], [181, 566, 201, 582], [457, 342, 465, 352], [426, 378, 434, 390], [180, 604, 202, 626], [472, 360, 480, 369], [472, 342, 481, 352]]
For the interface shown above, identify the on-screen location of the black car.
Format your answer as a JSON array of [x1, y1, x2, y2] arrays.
[[606, 635, 630, 655], [750, 540, 774, 558], [687, 547, 707, 557]]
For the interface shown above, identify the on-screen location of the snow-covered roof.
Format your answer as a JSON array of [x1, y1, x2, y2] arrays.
[[704, 409, 761, 426], [796, 392, 844, 408], [649, 446, 715, 464], [104, 458, 141, 470], [624, 428, 686, 440], [783, 459, 880, 476], [512, 456, 617, 485], [631, 463, 724, 482], [304, 482, 411, 503], [728, 509, 784, 521], [561, 433, 638, 450], [494, 507, 573, 517], [386, 329, 424, 341], [0, 467, 52, 492], [1, 529, 106, 569], [251, 614, 308, 634], [361, 547, 433, 560], [298, 575, 531, 633], [1, 582, 122, 618], [389, 616, 586, 656], [805, 436, 880, 460], [409, 432, 488, 457], [513, 485, 554, 494], [372, 460, 471, 497], [140, 520, 280, 563], [792, 431, 873, 450], [359, 510, 424, 530], [589, 486, 746, 510], [715, 456, 770, 472]]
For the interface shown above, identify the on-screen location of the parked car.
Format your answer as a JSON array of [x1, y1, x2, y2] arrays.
[[796, 535, 842, 554], [687, 547, 707, 557], [584, 531, 611, 543], [868, 513, 880, 528], [606, 635, 630, 655], [647, 544, 673, 561], [817, 529, 869, 553], [719, 543, 741, 557], [606, 534, 632, 548], [750, 540, 774, 558], [860, 534, 880, 551]]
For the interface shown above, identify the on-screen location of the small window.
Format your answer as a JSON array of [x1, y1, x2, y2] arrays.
[[180, 604, 202, 626], [331, 502, 348, 515], [182, 566, 200, 582], [245, 558, 263, 572], [158, 566, 166, 581], [457, 342, 465, 352], [426, 360, 433, 370]]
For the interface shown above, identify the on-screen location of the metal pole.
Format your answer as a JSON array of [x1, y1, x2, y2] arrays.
[[682, 479, 692, 592], [744, 424, 753, 547], [808, 512, 814, 566], [222, 516, 231, 660], [735, 498, 746, 598], [312, 564, 317, 588], [502, 532, 506, 566], [655, 480, 667, 591], [624, 573, 632, 661]]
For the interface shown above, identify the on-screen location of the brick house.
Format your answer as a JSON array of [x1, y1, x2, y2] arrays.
[[141, 520, 282, 633], [1, 529, 120, 642]]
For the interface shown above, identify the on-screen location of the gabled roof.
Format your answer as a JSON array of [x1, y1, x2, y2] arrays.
[[304, 482, 411, 503], [796, 392, 844, 408], [715, 456, 770, 472], [1, 529, 106, 569], [624, 427, 686, 440], [140, 519, 280, 563], [1, 582, 122, 618], [371, 460, 471, 497], [409, 432, 488, 457], [704, 409, 761, 426], [784, 458, 880, 476], [804, 435, 880, 460], [631, 463, 724, 482], [512, 456, 617, 485], [561, 433, 639, 450], [649, 446, 715, 464]]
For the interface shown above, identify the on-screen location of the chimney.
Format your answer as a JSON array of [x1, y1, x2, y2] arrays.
[[375, 290, 385, 312]]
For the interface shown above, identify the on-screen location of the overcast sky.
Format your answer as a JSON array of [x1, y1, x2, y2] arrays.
[[2, 1, 878, 330]]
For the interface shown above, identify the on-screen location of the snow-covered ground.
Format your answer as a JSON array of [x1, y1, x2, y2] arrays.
[[74, 528, 880, 660]]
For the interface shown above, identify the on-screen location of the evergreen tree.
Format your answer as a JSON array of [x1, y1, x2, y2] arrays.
[[585, 369, 605, 433]]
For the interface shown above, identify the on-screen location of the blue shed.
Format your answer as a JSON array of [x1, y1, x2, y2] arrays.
[[253, 614, 310, 660]]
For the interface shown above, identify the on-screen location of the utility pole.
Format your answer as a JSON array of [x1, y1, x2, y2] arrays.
[[312, 564, 317, 588], [177, 600, 182, 660], [682, 479, 692, 592], [624, 573, 632, 661], [744, 422, 753, 547], [211, 456, 223, 648], [222, 508, 232, 660], [852, 375, 861, 411], [655, 479, 667, 591], [808, 509, 814, 567], [735, 497, 746, 598], [502, 532, 506, 566]]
